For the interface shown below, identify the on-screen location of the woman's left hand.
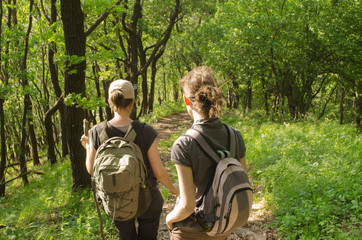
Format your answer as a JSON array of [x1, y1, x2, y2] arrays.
[[170, 183, 180, 195]]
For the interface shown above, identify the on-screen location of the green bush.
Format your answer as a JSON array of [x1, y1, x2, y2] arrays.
[[223, 110, 361, 239]]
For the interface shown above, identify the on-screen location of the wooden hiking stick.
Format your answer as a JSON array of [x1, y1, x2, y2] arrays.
[[83, 119, 105, 240], [83, 119, 89, 137]]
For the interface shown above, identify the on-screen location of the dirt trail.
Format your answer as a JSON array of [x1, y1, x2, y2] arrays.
[[152, 112, 278, 240]]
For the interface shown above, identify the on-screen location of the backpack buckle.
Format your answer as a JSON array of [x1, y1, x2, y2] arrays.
[[217, 150, 230, 159]]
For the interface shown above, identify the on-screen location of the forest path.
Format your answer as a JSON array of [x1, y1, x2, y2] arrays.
[[151, 112, 278, 240]]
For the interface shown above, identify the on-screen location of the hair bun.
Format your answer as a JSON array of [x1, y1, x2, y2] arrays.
[[195, 85, 223, 118], [180, 66, 224, 118], [195, 85, 213, 103]]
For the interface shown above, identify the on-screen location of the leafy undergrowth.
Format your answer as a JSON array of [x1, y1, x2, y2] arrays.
[[0, 108, 360, 239], [0, 160, 120, 239], [139, 100, 185, 123], [222, 109, 361, 239]]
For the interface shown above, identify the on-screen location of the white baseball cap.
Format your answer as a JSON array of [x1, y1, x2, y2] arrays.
[[108, 80, 134, 99]]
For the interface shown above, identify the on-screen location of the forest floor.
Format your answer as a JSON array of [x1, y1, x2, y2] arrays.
[[152, 112, 279, 240]]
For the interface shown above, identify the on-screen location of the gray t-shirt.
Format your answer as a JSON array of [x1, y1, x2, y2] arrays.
[[171, 118, 246, 205]]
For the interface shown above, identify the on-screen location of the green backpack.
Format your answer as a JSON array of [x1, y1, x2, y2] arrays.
[[92, 121, 152, 221]]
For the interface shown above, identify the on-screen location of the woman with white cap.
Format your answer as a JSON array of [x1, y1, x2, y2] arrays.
[[81, 79, 179, 240]]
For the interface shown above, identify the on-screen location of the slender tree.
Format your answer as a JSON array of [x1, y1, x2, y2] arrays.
[[60, 0, 89, 189], [0, 0, 6, 196], [0, 0, 15, 195], [19, 0, 35, 185], [47, 0, 68, 157], [0, 97, 5, 195], [148, 49, 164, 113], [44, 96, 63, 165]]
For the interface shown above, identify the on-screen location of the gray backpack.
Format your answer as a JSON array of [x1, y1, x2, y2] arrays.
[[93, 121, 152, 221], [185, 125, 253, 236]]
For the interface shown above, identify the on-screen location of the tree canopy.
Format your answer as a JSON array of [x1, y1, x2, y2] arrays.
[[0, 0, 360, 193]]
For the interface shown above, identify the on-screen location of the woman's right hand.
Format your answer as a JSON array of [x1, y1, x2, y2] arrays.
[[80, 134, 89, 149]]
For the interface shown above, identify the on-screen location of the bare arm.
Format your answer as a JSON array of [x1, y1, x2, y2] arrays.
[[148, 139, 179, 194], [166, 163, 196, 229], [80, 134, 96, 176]]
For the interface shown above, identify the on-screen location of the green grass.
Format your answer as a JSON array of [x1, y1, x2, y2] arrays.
[[0, 101, 186, 239], [222, 109, 361, 239], [139, 100, 185, 123], [1, 107, 360, 239], [0, 161, 118, 240]]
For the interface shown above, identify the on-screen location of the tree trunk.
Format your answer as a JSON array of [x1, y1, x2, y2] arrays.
[[103, 80, 113, 120], [28, 118, 40, 165], [246, 78, 252, 112], [0, 99, 6, 196], [19, 0, 35, 185], [163, 72, 167, 102], [0, 0, 6, 197], [121, 0, 180, 119], [354, 85, 361, 131], [138, 35, 148, 117], [173, 82, 179, 102], [261, 74, 269, 116], [148, 50, 163, 113], [93, 61, 104, 122], [60, 0, 90, 190], [148, 60, 157, 113], [44, 98, 62, 165], [273, 95, 278, 114], [140, 73, 148, 117], [19, 95, 30, 185], [125, 0, 142, 120], [232, 79, 239, 109], [339, 88, 344, 125], [48, 0, 68, 157], [226, 82, 231, 108], [1, 0, 15, 193], [318, 84, 338, 120]]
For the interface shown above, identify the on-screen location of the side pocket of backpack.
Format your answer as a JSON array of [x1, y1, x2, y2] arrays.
[[136, 179, 152, 217]]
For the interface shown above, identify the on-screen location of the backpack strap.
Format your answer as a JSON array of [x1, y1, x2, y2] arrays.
[[223, 124, 236, 158], [185, 124, 237, 163], [96, 121, 109, 144], [124, 125, 136, 141], [185, 129, 221, 163], [96, 121, 145, 144], [125, 121, 145, 142]]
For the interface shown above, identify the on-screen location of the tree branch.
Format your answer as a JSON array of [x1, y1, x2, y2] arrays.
[[113, 17, 128, 60], [39, 0, 50, 23], [44, 94, 64, 123], [85, 0, 122, 37], [139, 0, 180, 74], [0, 170, 44, 187]]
